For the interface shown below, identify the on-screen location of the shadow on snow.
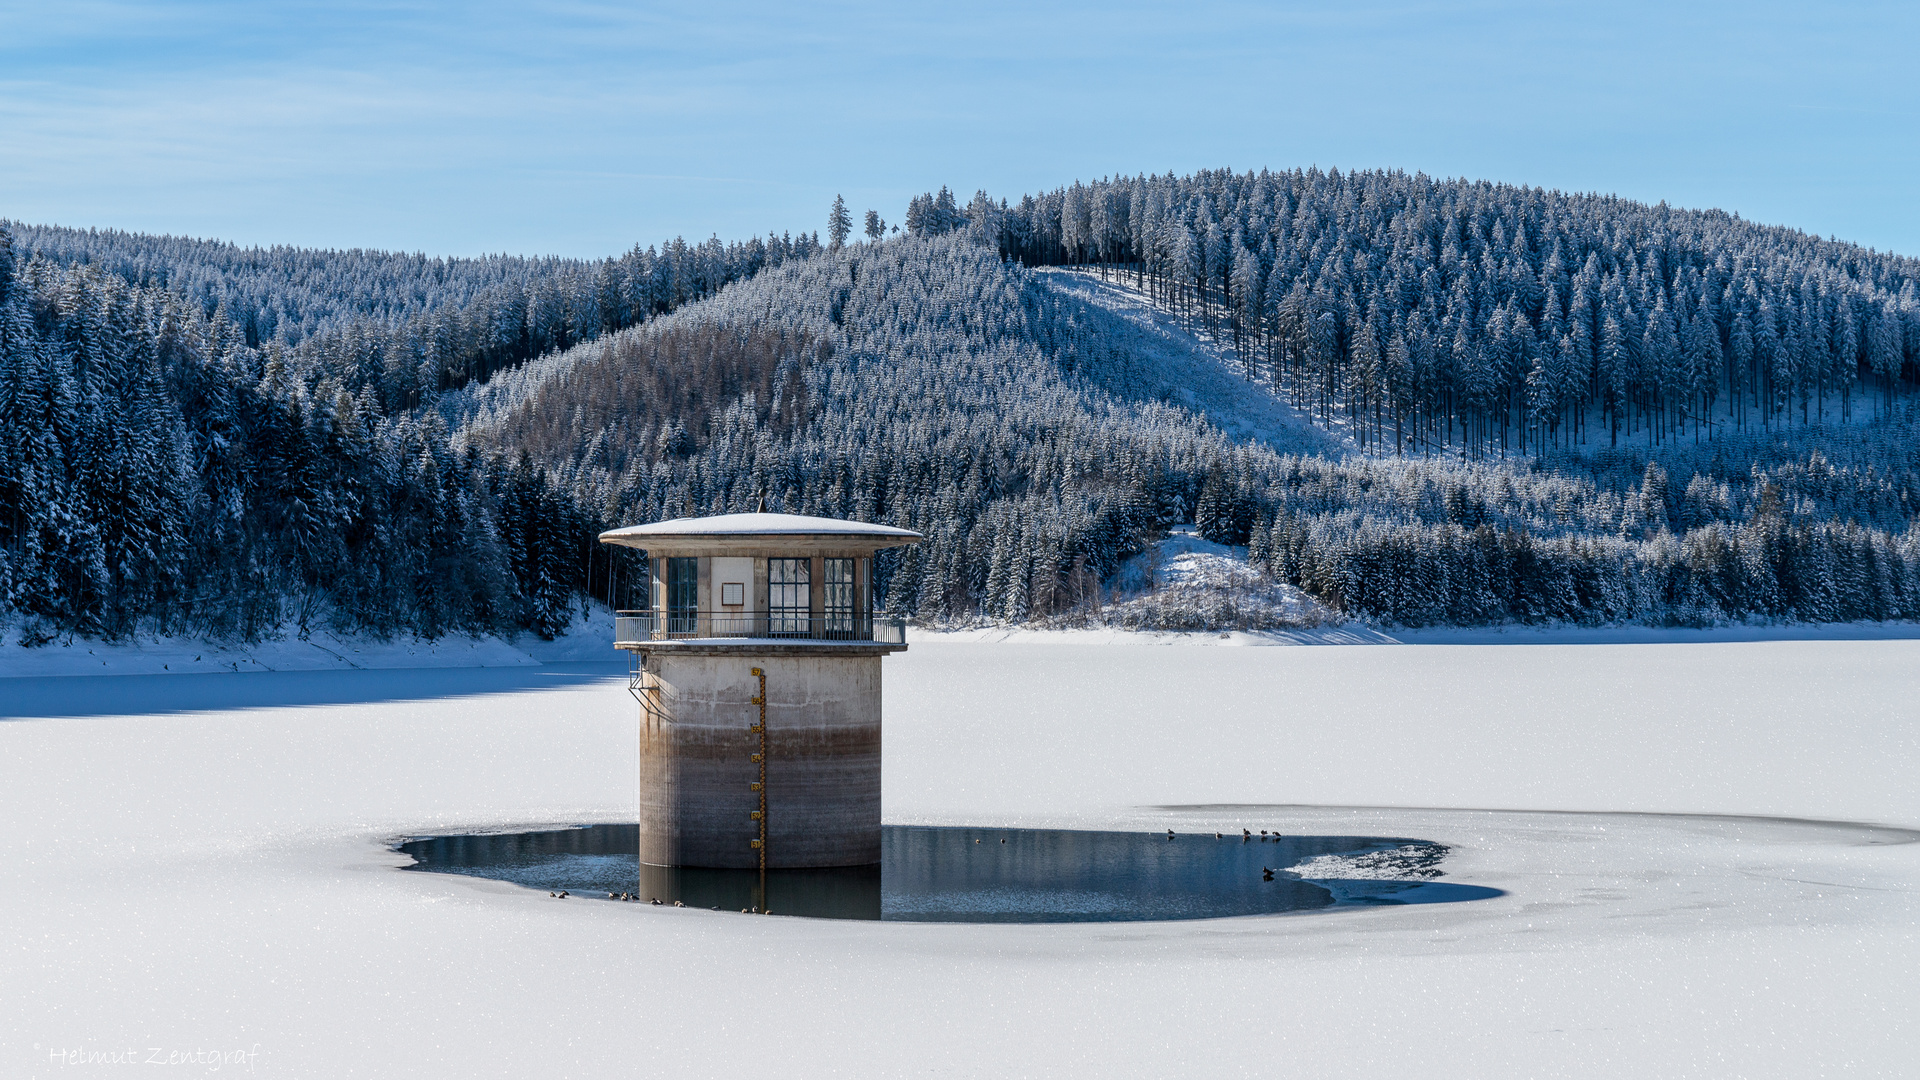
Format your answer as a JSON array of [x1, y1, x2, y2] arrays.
[[0, 660, 627, 720]]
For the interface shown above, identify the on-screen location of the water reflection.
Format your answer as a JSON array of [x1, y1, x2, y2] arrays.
[[398, 825, 1489, 922]]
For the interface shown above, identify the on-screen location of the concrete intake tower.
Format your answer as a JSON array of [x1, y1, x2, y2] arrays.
[[599, 513, 923, 870]]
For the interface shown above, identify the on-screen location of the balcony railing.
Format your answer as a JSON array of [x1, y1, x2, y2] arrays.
[[614, 610, 907, 646]]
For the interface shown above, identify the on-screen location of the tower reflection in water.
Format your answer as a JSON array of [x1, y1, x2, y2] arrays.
[[399, 824, 1495, 922]]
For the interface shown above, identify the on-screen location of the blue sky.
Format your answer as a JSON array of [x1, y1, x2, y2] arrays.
[[3, 1, 1916, 258]]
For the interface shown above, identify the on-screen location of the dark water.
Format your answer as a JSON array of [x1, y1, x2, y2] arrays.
[[398, 825, 1502, 922]]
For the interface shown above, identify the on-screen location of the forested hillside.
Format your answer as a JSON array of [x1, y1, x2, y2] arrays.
[[923, 170, 1920, 458], [0, 227, 591, 641], [455, 236, 1220, 619], [0, 220, 822, 642], [9, 220, 824, 402], [6, 168, 1920, 642], [466, 231, 1920, 629]]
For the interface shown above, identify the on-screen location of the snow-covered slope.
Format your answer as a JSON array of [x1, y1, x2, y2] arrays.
[[1035, 268, 1352, 457], [1096, 525, 1333, 630]]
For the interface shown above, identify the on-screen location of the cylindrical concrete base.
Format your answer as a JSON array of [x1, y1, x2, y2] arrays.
[[638, 653, 882, 868]]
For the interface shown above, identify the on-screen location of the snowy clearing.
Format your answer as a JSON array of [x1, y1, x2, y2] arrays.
[[1036, 267, 1352, 457], [3, 637, 1915, 1077], [1077, 525, 1336, 632]]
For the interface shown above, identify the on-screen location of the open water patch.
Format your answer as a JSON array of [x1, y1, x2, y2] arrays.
[[396, 825, 1501, 921]]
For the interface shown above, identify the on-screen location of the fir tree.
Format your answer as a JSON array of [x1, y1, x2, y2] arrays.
[[828, 196, 852, 251]]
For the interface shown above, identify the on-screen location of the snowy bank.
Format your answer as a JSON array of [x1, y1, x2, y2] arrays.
[[0, 607, 618, 678]]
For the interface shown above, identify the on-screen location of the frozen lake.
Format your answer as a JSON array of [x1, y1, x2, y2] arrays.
[[3, 634, 1916, 1077]]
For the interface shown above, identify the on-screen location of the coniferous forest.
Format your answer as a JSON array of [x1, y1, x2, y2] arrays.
[[6, 167, 1920, 642], [0, 222, 823, 641]]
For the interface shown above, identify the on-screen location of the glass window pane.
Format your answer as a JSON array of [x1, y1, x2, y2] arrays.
[[667, 557, 698, 634], [769, 558, 809, 635], [824, 558, 855, 634]]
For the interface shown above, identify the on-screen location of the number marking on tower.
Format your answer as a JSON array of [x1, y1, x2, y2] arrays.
[[750, 667, 768, 882]]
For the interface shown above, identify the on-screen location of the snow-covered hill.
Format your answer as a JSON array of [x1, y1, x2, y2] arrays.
[[9, 193, 1920, 642]]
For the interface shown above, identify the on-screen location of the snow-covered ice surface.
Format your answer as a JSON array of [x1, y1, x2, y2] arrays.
[[4, 636, 1916, 1077]]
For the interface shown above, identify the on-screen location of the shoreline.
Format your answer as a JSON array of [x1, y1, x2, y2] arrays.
[[8, 615, 1920, 680]]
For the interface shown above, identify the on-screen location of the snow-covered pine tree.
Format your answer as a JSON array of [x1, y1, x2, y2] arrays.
[[829, 196, 852, 251]]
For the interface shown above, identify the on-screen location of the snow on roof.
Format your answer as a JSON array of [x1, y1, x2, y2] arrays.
[[598, 512, 923, 544]]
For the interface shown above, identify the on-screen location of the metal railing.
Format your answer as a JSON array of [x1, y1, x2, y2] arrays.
[[614, 610, 907, 645]]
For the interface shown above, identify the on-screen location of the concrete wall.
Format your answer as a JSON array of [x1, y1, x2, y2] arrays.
[[710, 556, 755, 613], [639, 653, 882, 868]]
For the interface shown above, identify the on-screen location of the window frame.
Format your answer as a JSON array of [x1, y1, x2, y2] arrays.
[[768, 557, 811, 636], [823, 557, 857, 635]]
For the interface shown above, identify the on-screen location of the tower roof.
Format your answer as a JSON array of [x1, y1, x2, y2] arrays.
[[598, 513, 922, 553]]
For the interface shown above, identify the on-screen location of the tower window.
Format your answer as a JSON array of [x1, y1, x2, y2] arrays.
[[824, 558, 856, 635], [666, 557, 698, 634], [769, 557, 810, 635]]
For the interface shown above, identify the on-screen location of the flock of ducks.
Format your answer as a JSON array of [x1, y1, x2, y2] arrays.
[[1164, 827, 1282, 842], [545, 890, 761, 912], [1164, 828, 1288, 881]]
